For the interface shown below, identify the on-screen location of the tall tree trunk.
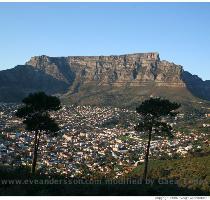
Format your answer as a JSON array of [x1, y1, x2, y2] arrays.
[[143, 129, 152, 182], [36, 131, 41, 153], [31, 130, 38, 174]]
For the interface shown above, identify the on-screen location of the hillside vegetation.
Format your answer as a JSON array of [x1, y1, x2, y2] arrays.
[[128, 155, 210, 194], [0, 165, 208, 195]]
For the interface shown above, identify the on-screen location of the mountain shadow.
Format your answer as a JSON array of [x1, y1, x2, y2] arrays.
[[0, 65, 69, 102], [182, 71, 210, 101]]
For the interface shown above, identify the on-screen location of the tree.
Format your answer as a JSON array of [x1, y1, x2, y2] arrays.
[[16, 92, 61, 174], [135, 98, 180, 181]]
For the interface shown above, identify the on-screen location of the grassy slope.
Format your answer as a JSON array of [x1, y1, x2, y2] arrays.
[[128, 155, 210, 194], [62, 84, 210, 112]]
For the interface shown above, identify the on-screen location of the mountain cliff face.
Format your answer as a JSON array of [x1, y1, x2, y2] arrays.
[[0, 52, 209, 106], [26, 53, 185, 90]]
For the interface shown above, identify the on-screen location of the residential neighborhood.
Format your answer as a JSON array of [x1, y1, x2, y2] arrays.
[[0, 103, 209, 179]]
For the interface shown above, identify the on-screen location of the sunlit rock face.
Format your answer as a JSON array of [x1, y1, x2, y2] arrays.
[[26, 52, 185, 90]]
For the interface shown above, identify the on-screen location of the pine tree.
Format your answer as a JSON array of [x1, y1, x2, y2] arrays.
[[16, 92, 61, 174], [135, 98, 180, 181]]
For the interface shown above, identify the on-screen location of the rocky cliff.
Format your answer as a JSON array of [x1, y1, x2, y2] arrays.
[[26, 53, 185, 91], [0, 52, 209, 105]]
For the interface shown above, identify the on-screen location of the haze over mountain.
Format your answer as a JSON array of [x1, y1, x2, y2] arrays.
[[0, 52, 209, 108]]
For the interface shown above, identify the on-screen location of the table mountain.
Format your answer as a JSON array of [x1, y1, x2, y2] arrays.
[[26, 53, 185, 88], [0, 52, 209, 108]]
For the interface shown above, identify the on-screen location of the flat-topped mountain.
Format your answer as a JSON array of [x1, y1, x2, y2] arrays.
[[26, 52, 185, 88], [0, 52, 209, 108]]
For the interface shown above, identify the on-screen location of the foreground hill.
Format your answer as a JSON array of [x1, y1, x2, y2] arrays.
[[0, 162, 209, 196], [128, 155, 210, 194], [0, 53, 210, 108]]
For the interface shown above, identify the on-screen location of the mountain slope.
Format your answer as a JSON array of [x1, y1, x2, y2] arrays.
[[182, 71, 210, 101], [0, 65, 69, 102], [128, 155, 210, 194]]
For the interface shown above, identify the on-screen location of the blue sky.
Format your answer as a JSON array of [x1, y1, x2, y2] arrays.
[[0, 3, 210, 80]]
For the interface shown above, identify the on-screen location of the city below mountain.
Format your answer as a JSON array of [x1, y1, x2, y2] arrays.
[[0, 52, 210, 107]]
